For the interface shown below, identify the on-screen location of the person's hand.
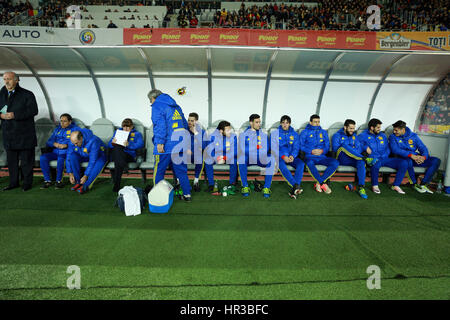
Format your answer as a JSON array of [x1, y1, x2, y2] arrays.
[[2, 112, 14, 120], [54, 142, 60, 149], [288, 156, 294, 163], [366, 147, 372, 155], [416, 156, 425, 164], [123, 140, 129, 147], [60, 144, 68, 149], [69, 173, 75, 185], [112, 138, 117, 144], [312, 149, 323, 156], [80, 175, 88, 184], [217, 156, 225, 164], [157, 144, 164, 153]]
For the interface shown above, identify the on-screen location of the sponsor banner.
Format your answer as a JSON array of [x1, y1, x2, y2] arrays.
[[377, 32, 450, 51], [124, 28, 376, 50], [0, 26, 123, 45], [419, 124, 450, 135], [123, 28, 249, 46]]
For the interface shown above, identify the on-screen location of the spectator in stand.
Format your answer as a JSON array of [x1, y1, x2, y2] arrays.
[[107, 20, 117, 28]]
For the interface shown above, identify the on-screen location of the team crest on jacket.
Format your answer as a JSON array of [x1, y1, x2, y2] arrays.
[[408, 139, 413, 144], [290, 136, 294, 140], [319, 133, 323, 138], [131, 133, 135, 137], [226, 142, 230, 147], [83, 148, 88, 153], [67, 130, 71, 134], [172, 110, 182, 120], [378, 136, 382, 140]]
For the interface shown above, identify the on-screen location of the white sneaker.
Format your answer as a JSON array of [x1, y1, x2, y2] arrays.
[[421, 185, 434, 194], [372, 186, 381, 194], [315, 183, 322, 193], [391, 186, 405, 194]]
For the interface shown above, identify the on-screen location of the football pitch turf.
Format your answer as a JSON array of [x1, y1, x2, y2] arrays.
[[0, 176, 449, 300]]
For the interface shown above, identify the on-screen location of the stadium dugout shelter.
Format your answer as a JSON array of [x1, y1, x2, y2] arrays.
[[0, 3, 450, 301]]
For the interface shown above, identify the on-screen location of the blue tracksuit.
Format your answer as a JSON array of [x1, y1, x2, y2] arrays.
[[151, 93, 191, 195], [332, 128, 366, 186], [358, 129, 408, 186], [108, 128, 144, 159], [271, 125, 304, 187], [238, 127, 275, 188], [188, 124, 213, 182], [66, 128, 107, 191], [388, 127, 440, 184], [204, 129, 238, 185], [40, 123, 80, 182], [299, 124, 338, 184]]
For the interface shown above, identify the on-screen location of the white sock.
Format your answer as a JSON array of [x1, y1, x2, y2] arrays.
[[194, 178, 199, 184]]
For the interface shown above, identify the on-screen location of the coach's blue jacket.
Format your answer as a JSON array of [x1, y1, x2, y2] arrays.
[[388, 126, 429, 159], [108, 128, 144, 159], [46, 123, 80, 156], [205, 129, 238, 164], [67, 128, 107, 177], [271, 125, 300, 160], [332, 128, 364, 159], [238, 127, 271, 163], [151, 93, 189, 155], [357, 129, 390, 159], [299, 124, 330, 157]]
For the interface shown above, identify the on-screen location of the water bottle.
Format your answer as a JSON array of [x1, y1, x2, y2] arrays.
[[436, 181, 443, 194]]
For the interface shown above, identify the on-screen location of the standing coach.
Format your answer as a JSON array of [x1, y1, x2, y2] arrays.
[[0, 72, 38, 191]]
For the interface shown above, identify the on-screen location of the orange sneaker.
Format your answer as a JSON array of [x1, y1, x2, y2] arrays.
[[321, 183, 332, 194]]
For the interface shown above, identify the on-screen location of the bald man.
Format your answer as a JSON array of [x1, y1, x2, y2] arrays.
[[66, 129, 107, 194], [1, 71, 38, 191]]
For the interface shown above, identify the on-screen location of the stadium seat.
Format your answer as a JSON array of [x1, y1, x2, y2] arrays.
[[72, 118, 86, 129], [34, 118, 56, 164], [297, 122, 309, 135], [357, 123, 368, 135]]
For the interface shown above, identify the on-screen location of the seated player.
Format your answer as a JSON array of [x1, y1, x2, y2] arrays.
[[40, 113, 79, 189], [108, 118, 144, 192], [66, 129, 108, 194], [357, 118, 409, 194], [187, 112, 213, 192], [238, 114, 276, 198], [331, 119, 377, 199], [299, 114, 339, 194], [204, 120, 238, 192], [389, 120, 441, 194], [271, 115, 304, 199]]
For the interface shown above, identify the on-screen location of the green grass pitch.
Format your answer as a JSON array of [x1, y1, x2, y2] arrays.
[[0, 176, 449, 300]]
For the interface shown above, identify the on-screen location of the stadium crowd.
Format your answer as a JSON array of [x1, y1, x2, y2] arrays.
[[0, 0, 448, 31], [421, 75, 450, 127]]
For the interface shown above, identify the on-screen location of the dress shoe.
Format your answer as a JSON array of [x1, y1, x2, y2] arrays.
[[22, 185, 32, 191], [3, 185, 19, 191]]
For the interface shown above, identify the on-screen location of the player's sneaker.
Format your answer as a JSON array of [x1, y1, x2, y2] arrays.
[[207, 185, 214, 192], [321, 183, 332, 194], [262, 187, 271, 198], [358, 187, 368, 199], [414, 183, 427, 194], [372, 185, 381, 194], [288, 187, 297, 199], [40, 181, 52, 189], [182, 194, 192, 202], [55, 181, 65, 189], [71, 184, 83, 192], [193, 182, 200, 192], [77, 186, 87, 194], [391, 186, 405, 194], [241, 186, 250, 197], [314, 183, 322, 193], [420, 184, 434, 194]]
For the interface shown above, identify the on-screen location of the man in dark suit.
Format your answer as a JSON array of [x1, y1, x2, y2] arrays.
[[0, 72, 38, 191]]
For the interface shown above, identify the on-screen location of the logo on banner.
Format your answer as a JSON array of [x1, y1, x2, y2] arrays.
[[190, 30, 210, 44], [316, 32, 337, 47], [257, 31, 279, 45], [379, 33, 411, 49], [346, 33, 367, 47], [79, 29, 95, 45], [1, 29, 41, 39], [161, 30, 181, 43], [287, 32, 308, 46], [219, 31, 240, 44], [132, 30, 152, 44]]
